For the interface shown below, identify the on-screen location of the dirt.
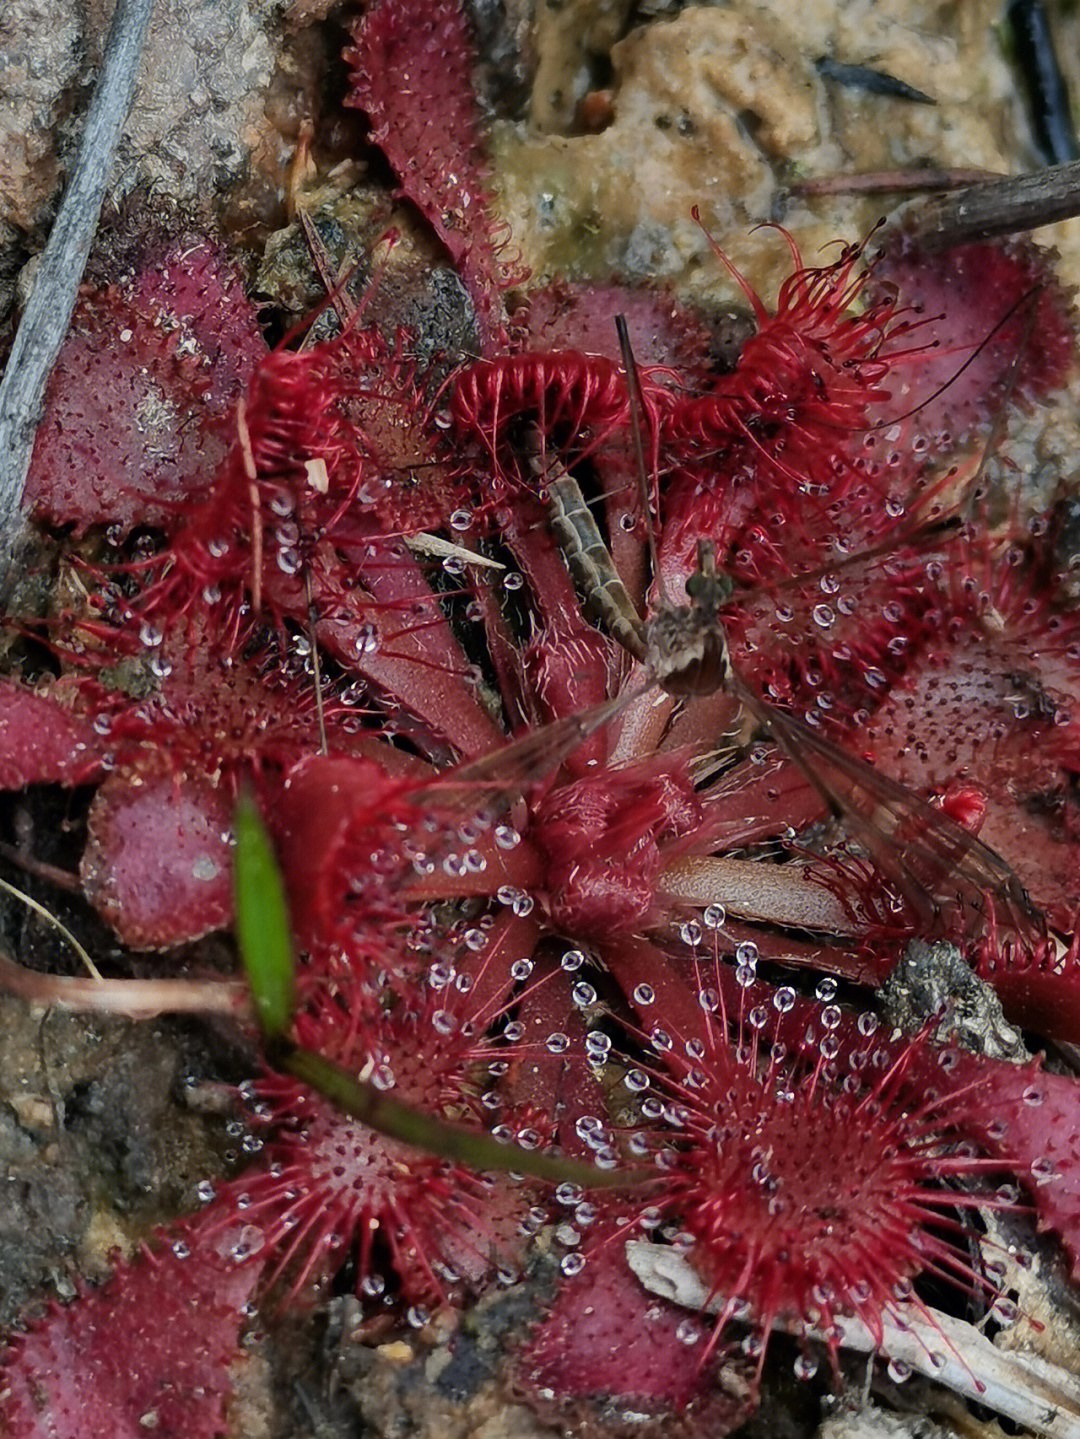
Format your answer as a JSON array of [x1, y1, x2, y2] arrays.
[[0, 986, 247, 1326]]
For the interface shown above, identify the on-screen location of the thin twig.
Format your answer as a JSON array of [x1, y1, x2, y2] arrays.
[[0, 839, 80, 891], [0, 0, 157, 593], [236, 396, 263, 613], [0, 873, 103, 980], [791, 167, 1001, 197], [304, 567, 328, 755], [296, 206, 357, 327]]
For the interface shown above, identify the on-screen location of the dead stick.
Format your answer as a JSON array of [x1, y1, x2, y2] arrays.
[[897, 159, 1080, 249], [0, 947, 248, 1020], [0, 0, 156, 593], [792, 167, 1001, 197], [628, 1242, 1080, 1439]]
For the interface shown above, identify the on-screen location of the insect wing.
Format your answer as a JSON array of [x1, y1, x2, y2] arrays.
[[728, 666, 1043, 942], [419, 689, 640, 808]]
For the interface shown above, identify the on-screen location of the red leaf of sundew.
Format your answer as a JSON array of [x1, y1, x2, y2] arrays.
[[531, 756, 705, 938], [690, 748, 825, 853], [968, 799, 1080, 933], [212, 1074, 500, 1306], [451, 350, 634, 466], [496, 494, 620, 710], [626, 992, 1018, 1376], [877, 1032, 1080, 1283], [272, 753, 544, 962], [706, 963, 1080, 1283], [0, 1227, 263, 1439], [271, 753, 422, 956], [785, 962, 1080, 1277], [525, 280, 714, 374], [521, 615, 616, 767], [975, 931, 1080, 1047], [207, 967, 545, 1307], [92, 628, 331, 774], [236, 322, 470, 542], [512, 1224, 757, 1437], [0, 679, 104, 788], [500, 959, 608, 1152], [870, 235, 1078, 442], [24, 288, 215, 533], [113, 324, 502, 759], [661, 232, 911, 550], [25, 240, 266, 535], [301, 537, 505, 760], [345, 0, 521, 351], [856, 534, 1080, 927], [80, 773, 234, 950], [126, 237, 267, 416]]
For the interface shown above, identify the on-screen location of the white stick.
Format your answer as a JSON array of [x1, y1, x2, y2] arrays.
[[626, 1241, 1080, 1439], [0, 0, 157, 586], [404, 533, 505, 569]]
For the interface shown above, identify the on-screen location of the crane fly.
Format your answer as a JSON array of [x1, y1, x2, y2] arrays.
[[447, 313, 1043, 947]]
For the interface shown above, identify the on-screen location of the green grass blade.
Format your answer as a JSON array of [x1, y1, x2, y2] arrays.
[[233, 791, 296, 1039], [276, 1040, 652, 1190], [233, 795, 649, 1191]]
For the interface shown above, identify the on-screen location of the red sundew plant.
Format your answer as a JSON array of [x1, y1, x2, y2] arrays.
[[530, 751, 706, 937], [665, 218, 918, 513], [630, 976, 1018, 1374], [0, 1223, 265, 1439], [23, 234, 267, 536], [194, 849, 622, 1312], [343, 0, 525, 352], [5, 0, 1080, 1434], [511, 1215, 758, 1438], [699, 955, 1080, 1284], [200, 1066, 507, 1310], [857, 519, 1080, 932], [868, 232, 1079, 441]]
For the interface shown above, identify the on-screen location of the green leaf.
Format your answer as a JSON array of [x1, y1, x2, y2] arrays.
[[233, 791, 295, 1039]]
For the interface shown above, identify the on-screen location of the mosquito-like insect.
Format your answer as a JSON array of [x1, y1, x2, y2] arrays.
[[513, 312, 1043, 943]]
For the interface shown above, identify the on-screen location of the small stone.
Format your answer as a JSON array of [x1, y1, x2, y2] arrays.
[[881, 940, 1029, 1063], [376, 1341, 416, 1365]]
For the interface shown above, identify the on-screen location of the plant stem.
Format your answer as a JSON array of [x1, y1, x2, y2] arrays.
[[274, 1038, 652, 1191], [0, 946, 248, 1019], [899, 159, 1080, 249]]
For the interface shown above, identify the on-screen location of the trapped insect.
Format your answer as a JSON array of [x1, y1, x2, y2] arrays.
[[450, 298, 1050, 951]]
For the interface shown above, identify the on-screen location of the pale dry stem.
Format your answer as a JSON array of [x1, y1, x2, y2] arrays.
[[0, 946, 250, 1021]]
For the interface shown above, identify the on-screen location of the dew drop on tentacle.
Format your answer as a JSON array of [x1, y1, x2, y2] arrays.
[[585, 1030, 611, 1061]]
